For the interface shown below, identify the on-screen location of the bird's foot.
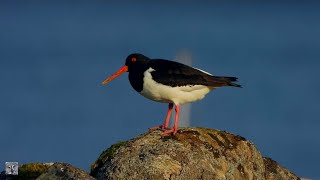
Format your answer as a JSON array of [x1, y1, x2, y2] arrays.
[[161, 128, 178, 135], [148, 125, 166, 131]]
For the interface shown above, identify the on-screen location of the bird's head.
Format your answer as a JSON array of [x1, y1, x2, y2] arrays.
[[125, 53, 149, 68], [101, 53, 149, 85]]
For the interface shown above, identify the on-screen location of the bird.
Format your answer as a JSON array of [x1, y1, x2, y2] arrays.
[[101, 53, 241, 135]]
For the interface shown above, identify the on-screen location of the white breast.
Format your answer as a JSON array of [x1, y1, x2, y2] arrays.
[[140, 68, 212, 105]]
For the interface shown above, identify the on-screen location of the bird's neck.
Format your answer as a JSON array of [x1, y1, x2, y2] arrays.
[[128, 62, 150, 92]]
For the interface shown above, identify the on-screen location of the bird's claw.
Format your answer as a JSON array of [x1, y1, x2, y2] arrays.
[[161, 128, 177, 135], [149, 125, 178, 135]]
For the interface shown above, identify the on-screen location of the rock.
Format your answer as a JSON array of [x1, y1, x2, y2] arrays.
[[0, 162, 94, 180], [90, 127, 300, 180], [0, 162, 53, 180], [263, 157, 300, 180], [37, 163, 95, 180]]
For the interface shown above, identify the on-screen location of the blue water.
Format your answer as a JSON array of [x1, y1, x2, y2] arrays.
[[1, 1, 319, 179]]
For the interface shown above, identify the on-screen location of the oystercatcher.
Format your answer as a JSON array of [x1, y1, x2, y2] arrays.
[[101, 53, 241, 135]]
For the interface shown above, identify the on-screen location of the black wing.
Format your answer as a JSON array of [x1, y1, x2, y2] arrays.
[[150, 59, 241, 88]]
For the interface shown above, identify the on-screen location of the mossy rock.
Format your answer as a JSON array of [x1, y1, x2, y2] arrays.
[[14, 163, 52, 180], [90, 141, 128, 176]]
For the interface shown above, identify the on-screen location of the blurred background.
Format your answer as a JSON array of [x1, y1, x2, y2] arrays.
[[0, 1, 319, 179]]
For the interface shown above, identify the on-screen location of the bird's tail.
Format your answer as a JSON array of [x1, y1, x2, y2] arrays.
[[210, 76, 242, 88]]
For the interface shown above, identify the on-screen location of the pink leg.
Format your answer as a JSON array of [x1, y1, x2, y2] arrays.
[[149, 103, 173, 131], [162, 104, 180, 135], [162, 103, 174, 129]]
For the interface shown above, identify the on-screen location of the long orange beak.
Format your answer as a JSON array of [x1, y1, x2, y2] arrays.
[[101, 65, 128, 85]]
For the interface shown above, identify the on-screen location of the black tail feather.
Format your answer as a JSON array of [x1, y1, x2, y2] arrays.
[[211, 76, 242, 88]]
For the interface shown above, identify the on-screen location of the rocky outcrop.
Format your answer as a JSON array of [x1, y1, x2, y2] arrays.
[[91, 127, 300, 180], [0, 127, 300, 180]]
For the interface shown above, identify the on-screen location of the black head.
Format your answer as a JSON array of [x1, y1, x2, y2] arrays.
[[125, 53, 150, 70], [101, 53, 150, 85]]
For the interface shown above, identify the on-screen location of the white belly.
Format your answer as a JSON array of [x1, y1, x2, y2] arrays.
[[140, 68, 212, 105]]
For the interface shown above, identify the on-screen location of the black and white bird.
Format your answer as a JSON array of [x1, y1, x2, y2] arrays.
[[101, 53, 241, 135]]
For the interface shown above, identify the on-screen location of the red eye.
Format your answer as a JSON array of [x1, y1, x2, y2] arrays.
[[131, 57, 137, 62]]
